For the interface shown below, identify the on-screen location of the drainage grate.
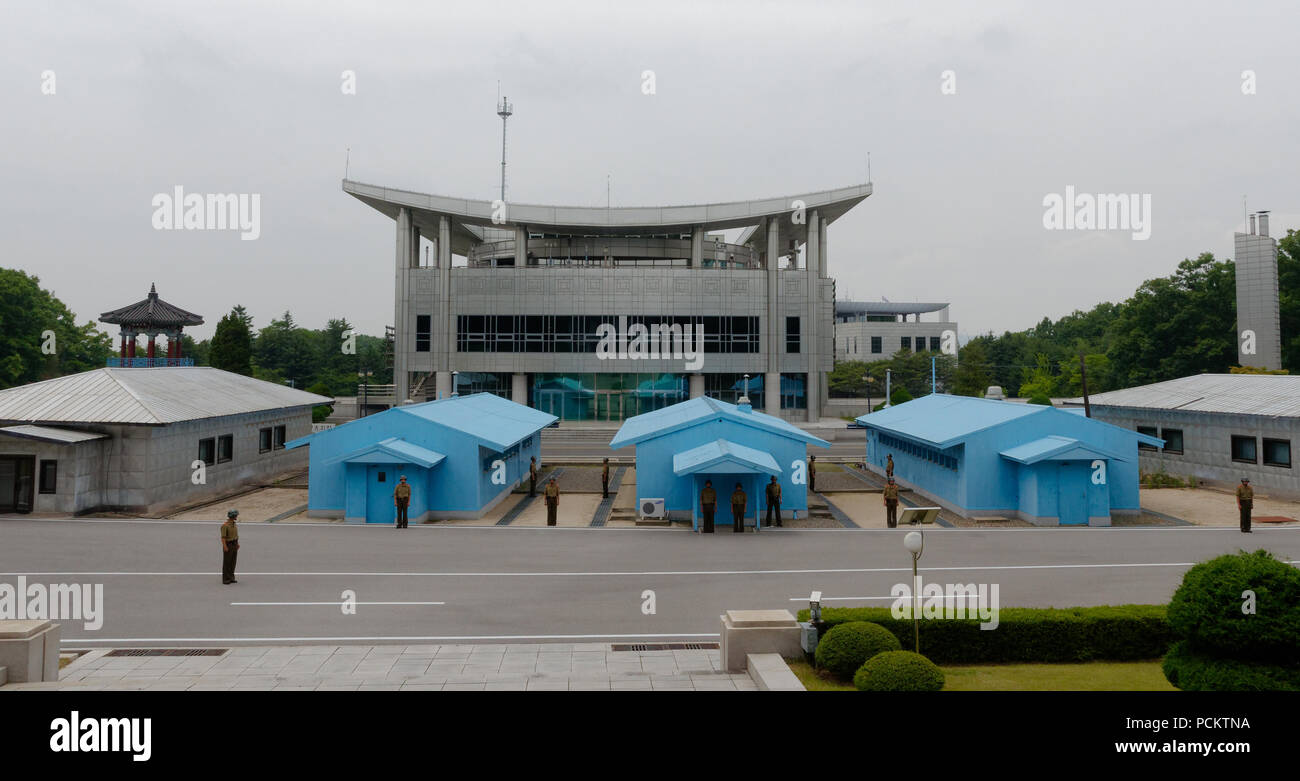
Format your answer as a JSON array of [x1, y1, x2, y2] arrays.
[[105, 649, 228, 657], [610, 642, 718, 652]]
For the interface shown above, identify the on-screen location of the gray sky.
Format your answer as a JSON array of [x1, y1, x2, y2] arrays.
[[3, 0, 1297, 343]]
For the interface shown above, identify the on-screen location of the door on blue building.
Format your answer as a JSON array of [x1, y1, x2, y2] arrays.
[[366, 465, 395, 524], [1057, 462, 1089, 525]]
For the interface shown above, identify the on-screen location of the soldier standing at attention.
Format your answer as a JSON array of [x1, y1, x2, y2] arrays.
[[545, 477, 560, 526], [601, 458, 610, 499], [529, 456, 538, 497], [393, 475, 411, 529], [1236, 477, 1253, 533], [808, 455, 816, 493], [220, 509, 239, 585], [886, 453, 894, 479], [730, 482, 747, 534], [883, 478, 900, 528], [700, 480, 716, 534], [765, 476, 782, 528]]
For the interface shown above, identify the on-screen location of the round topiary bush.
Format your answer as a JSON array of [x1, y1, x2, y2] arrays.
[[1162, 640, 1300, 691], [814, 621, 901, 679], [854, 650, 945, 691], [1166, 549, 1300, 665]]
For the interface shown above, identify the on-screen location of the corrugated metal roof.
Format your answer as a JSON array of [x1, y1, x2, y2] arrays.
[[856, 394, 1045, 448], [0, 368, 332, 425], [609, 397, 830, 449], [0, 425, 110, 444], [672, 438, 782, 476], [396, 393, 557, 451], [326, 437, 446, 469], [1068, 374, 1300, 418], [999, 435, 1131, 464]]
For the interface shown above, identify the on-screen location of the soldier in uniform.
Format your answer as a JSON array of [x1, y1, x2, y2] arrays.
[[393, 475, 411, 529], [545, 477, 560, 526], [220, 509, 239, 585], [808, 455, 816, 493], [700, 480, 716, 533], [529, 456, 538, 497], [730, 482, 747, 533], [883, 478, 900, 528], [765, 476, 782, 528], [886, 454, 894, 479], [601, 458, 610, 499], [1236, 477, 1253, 533]]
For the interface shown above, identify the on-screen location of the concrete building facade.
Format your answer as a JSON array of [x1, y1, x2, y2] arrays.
[[1069, 374, 1300, 500], [1234, 212, 1283, 370], [343, 179, 872, 423], [834, 301, 958, 361]]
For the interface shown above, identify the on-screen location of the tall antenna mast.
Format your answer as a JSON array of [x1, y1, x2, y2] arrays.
[[497, 92, 513, 202]]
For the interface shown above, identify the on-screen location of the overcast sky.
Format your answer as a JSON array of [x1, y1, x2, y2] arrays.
[[3, 0, 1297, 342]]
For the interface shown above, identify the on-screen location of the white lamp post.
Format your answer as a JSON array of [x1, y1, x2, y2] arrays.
[[903, 530, 924, 653]]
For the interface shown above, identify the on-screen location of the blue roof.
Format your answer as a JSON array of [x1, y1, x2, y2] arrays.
[[999, 435, 1130, 464], [672, 438, 782, 476], [285, 393, 556, 452], [857, 394, 1165, 450], [324, 437, 446, 469], [395, 393, 557, 451], [856, 395, 1052, 448], [609, 396, 830, 449]]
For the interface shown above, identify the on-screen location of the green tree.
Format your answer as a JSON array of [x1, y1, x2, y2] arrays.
[[0, 268, 112, 389], [952, 340, 992, 396], [209, 309, 253, 375]]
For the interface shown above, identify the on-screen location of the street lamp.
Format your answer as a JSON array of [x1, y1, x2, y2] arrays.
[[863, 374, 875, 412], [903, 530, 924, 653]]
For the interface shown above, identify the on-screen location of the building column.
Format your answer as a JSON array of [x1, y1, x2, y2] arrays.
[[689, 373, 704, 399], [512, 373, 528, 404], [764, 372, 780, 415], [146, 333, 156, 360], [394, 207, 414, 404], [766, 216, 780, 373], [818, 217, 828, 278], [126, 330, 136, 359], [691, 226, 703, 268], [805, 210, 821, 422], [435, 371, 452, 400], [514, 226, 528, 265], [438, 215, 452, 376]]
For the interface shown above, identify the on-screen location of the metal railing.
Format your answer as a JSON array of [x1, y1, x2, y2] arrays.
[[107, 357, 195, 368]]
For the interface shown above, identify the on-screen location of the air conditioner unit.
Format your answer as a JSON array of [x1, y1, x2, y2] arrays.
[[640, 498, 666, 519]]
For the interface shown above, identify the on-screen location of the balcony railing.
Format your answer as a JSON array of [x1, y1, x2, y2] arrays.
[[107, 357, 195, 368]]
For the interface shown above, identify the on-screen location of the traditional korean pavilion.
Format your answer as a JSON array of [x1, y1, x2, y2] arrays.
[[99, 284, 204, 367]]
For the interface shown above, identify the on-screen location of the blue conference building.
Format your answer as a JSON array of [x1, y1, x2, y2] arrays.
[[856, 395, 1161, 526], [610, 396, 830, 530], [286, 393, 556, 523]]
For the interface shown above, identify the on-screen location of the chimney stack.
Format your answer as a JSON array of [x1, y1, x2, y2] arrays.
[[1249, 214, 1257, 234], [1258, 211, 1270, 237]]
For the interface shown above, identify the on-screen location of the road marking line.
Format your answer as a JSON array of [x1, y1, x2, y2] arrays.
[[60, 632, 721, 645], [6, 560, 1297, 577], [230, 601, 446, 606]]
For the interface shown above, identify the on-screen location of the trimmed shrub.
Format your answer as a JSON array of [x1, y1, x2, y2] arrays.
[[801, 604, 1173, 664], [814, 621, 901, 679], [854, 650, 945, 692], [1162, 641, 1300, 692], [1027, 392, 1053, 406], [1166, 549, 1300, 664]]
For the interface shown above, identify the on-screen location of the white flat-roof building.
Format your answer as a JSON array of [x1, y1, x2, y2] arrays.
[[834, 301, 958, 361]]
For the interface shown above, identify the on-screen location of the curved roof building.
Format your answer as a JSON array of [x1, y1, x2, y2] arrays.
[[344, 178, 873, 422]]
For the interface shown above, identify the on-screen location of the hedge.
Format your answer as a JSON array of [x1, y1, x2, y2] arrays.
[[854, 650, 945, 692], [814, 621, 901, 679], [1166, 550, 1300, 664], [1162, 641, 1300, 691], [796, 604, 1173, 664]]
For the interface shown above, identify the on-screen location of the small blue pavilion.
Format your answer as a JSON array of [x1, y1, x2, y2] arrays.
[[610, 396, 830, 530], [856, 395, 1162, 525], [286, 393, 556, 523]]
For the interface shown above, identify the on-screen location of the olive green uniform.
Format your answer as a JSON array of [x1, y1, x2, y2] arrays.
[[220, 520, 239, 584], [544, 481, 559, 526], [808, 459, 816, 493], [1236, 483, 1253, 533], [601, 462, 610, 499], [529, 460, 537, 497], [765, 480, 782, 527], [730, 488, 746, 533], [393, 482, 411, 528], [885, 455, 894, 479], [700, 486, 716, 534], [883, 483, 900, 528]]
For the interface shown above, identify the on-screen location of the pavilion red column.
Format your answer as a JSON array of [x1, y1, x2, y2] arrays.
[[119, 333, 127, 358], [147, 333, 156, 360], [127, 331, 136, 358]]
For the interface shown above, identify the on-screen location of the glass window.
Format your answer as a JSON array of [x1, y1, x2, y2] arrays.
[[1161, 428, 1183, 454], [929, 336, 941, 352], [785, 317, 800, 353], [259, 428, 272, 453], [198, 438, 216, 465], [1231, 435, 1257, 464], [871, 336, 882, 354], [218, 434, 233, 463], [779, 373, 806, 409], [1263, 438, 1291, 468], [1137, 426, 1158, 451], [38, 460, 57, 494], [415, 315, 431, 352], [900, 337, 911, 352], [273, 425, 286, 450]]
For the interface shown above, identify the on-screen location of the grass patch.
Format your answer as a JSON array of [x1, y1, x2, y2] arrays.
[[787, 658, 1175, 691]]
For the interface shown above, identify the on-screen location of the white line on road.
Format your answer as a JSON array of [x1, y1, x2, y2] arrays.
[[230, 601, 446, 606], [61, 631, 721, 645], [7, 560, 1297, 577]]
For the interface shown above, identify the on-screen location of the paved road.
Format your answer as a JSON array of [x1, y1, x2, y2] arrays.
[[3, 518, 1296, 647]]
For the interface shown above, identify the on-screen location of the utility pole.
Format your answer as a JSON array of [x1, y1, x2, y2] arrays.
[[498, 94, 513, 202], [1079, 353, 1091, 418]]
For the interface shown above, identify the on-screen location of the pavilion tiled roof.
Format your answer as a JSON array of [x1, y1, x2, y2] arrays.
[[98, 284, 204, 328]]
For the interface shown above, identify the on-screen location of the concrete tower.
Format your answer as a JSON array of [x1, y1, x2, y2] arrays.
[[1234, 211, 1282, 370]]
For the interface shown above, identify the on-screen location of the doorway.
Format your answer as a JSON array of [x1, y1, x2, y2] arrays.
[[0, 455, 35, 513], [366, 465, 395, 524]]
